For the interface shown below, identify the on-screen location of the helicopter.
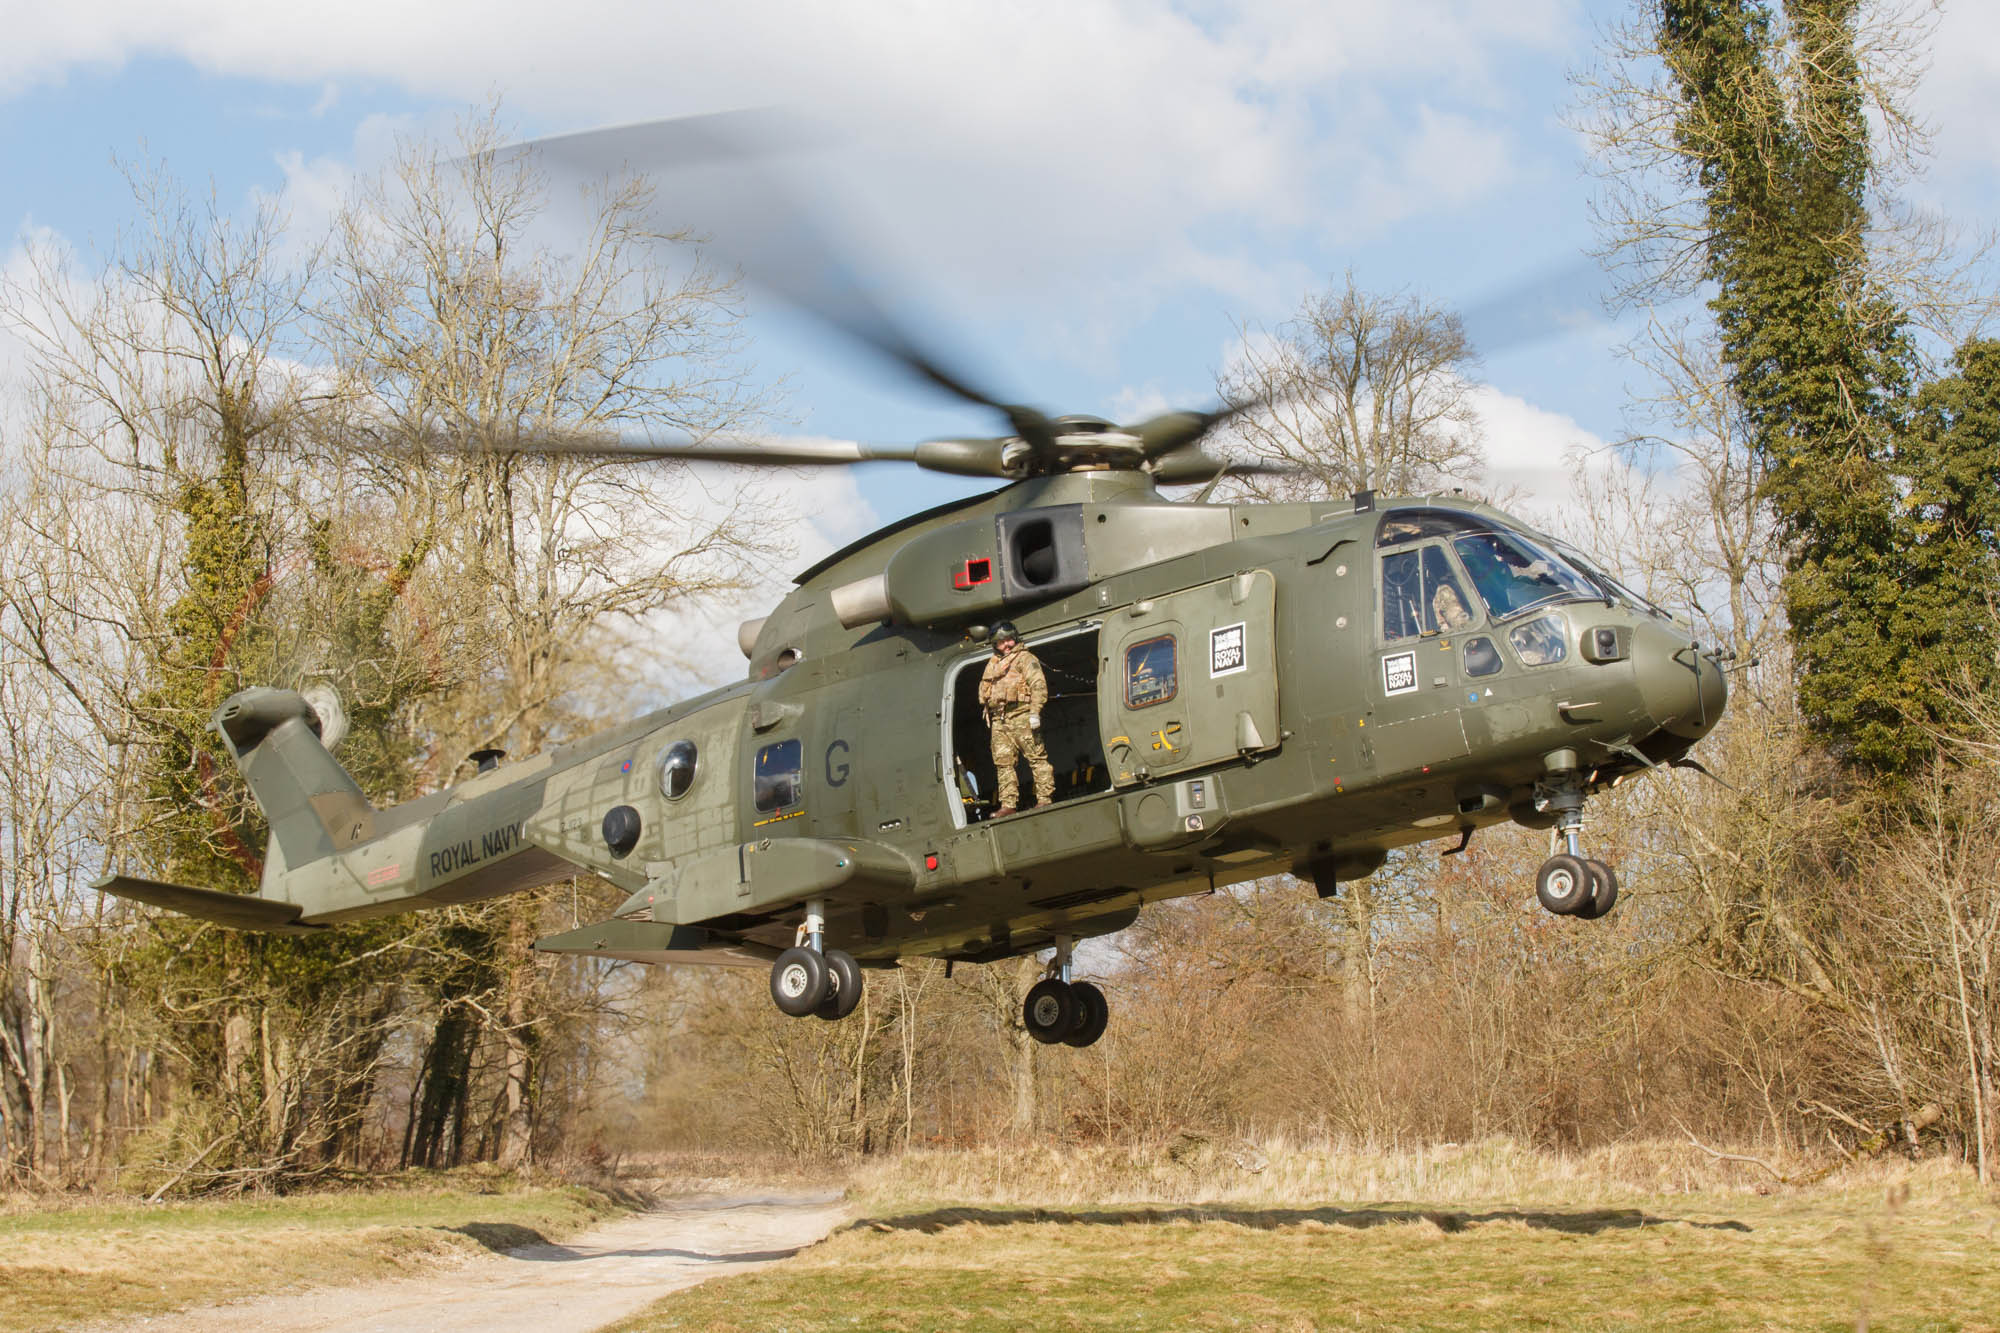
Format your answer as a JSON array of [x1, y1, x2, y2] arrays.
[[96, 117, 1731, 1051]]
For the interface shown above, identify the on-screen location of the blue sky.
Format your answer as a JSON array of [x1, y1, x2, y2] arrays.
[[6, 0, 1997, 579]]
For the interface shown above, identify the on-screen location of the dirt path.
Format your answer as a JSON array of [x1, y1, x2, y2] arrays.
[[112, 1190, 848, 1333]]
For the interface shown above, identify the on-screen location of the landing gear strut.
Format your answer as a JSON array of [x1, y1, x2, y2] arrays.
[[769, 898, 864, 1019], [1021, 935, 1109, 1048], [1532, 761, 1619, 920]]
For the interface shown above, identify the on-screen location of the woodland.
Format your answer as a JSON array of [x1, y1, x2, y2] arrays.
[[2, 0, 1997, 1197]]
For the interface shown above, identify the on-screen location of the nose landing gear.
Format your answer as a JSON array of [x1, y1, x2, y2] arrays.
[[1532, 763, 1620, 921], [1021, 934, 1109, 1048], [769, 898, 864, 1020]]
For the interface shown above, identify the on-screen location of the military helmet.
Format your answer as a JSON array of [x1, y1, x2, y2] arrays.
[[991, 620, 1020, 644]]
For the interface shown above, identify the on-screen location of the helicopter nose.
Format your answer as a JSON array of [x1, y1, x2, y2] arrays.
[[1631, 621, 1728, 741]]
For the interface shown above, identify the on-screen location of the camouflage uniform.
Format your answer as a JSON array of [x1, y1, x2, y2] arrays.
[[979, 642, 1054, 810]]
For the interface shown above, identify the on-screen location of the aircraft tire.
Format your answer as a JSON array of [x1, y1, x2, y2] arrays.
[[771, 946, 829, 1017], [816, 949, 863, 1020], [1572, 860, 1619, 920], [1023, 978, 1076, 1044], [1535, 853, 1592, 916], [1063, 981, 1109, 1048]]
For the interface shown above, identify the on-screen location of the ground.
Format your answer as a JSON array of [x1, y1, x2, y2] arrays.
[[614, 1184, 2000, 1331], [6, 1146, 1997, 1332]]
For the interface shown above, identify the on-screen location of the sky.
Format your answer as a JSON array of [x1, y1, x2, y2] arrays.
[[4, 0, 1998, 683]]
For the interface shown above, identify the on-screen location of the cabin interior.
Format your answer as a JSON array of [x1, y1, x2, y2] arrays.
[[946, 625, 1112, 823]]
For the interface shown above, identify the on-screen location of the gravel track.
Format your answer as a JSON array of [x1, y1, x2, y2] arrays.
[[110, 1190, 848, 1333]]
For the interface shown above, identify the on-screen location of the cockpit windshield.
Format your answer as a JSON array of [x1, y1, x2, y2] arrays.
[[1552, 541, 1675, 621], [1451, 530, 1600, 621]]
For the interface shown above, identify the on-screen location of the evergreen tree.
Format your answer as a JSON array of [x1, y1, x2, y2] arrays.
[[1654, 0, 1996, 773]]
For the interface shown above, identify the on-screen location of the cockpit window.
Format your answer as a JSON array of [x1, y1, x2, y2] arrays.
[[1451, 531, 1599, 621], [1376, 508, 1490, 547], [1553, 541, 1675, 621], [1382, 545, 1477, 641]]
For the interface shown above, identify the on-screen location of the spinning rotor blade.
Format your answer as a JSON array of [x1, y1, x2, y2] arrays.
[[466, 430, 917, 467], [1122, 395, 1269, 460], [427, 424, 1030, 480], [1147, 448, 1301, 486], [506, 112, 1055, 448]]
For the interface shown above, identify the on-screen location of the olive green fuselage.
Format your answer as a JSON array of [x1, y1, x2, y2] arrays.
[[243, 472, 1723, 968]]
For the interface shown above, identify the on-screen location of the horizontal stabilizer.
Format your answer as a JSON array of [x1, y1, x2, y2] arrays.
[[535, 919, 775, 968], [94, 874, 325, 935]]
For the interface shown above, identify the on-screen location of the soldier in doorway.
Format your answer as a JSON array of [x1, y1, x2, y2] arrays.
[[979, 621, 1053, 816]]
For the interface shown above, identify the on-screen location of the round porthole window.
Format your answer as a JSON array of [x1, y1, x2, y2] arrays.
[[658, 740, 698, 800]]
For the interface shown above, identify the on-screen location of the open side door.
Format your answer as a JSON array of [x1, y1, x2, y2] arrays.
[[1099, 569, 1280, 786]]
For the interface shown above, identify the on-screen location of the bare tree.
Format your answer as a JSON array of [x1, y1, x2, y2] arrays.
[[320, 106, 781, 1168], [1608, 316, 1784, 668], [1217, 274, 1485, 500]]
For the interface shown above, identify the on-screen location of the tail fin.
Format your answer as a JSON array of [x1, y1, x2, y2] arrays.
[[212, 687, 375, 868]]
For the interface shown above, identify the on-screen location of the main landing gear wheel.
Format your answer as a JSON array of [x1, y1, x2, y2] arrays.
[[1025, 934, 1108, 1046], [1063, 980, 1109, 1049], [1023, 978, 1076, 1044], [1535, 853, 1592, 916], [1573, 860, 1619, 920], [771, 946, 829, 1017], [816, 948, 863, 1020]]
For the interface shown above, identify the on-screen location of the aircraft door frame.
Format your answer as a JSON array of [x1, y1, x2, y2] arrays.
[[940, 621, 1106, 830]]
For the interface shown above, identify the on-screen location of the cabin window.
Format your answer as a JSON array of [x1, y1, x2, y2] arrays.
[[1508, 615, 1569, 667], [754, 739, 802, 812], [1381, 545, 1475, 641], [1124, 635, 1178, 708], [658, 740, 698, 800], [1464, 636, 1504, 677]]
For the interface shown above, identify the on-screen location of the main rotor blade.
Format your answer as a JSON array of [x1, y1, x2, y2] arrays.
[[1123, 397, 1267, 461], [1456, 255, 1614, 359], [504, 111, 1039, 434], [417, 425, 1034, 479], [424, 427, 921, 467], [1147, 447, 1302, 485]]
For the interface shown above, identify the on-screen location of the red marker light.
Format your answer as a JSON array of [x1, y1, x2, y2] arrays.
[[925, 853, 939, 871]]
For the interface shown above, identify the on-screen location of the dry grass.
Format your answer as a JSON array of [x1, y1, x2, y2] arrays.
[[617, 1140, 2000, 1332], [847, 1134, 1821, 1212], [614, 1147, 854, 1198], [0, 1167, 624, 1332]]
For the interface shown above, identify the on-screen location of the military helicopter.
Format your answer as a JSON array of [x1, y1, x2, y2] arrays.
[[97, 118, 1731, 1050]]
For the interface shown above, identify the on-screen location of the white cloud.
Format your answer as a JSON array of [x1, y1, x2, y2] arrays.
[[3, 1, 1580, 343], [1911, 1, 2000, 185], [1466, 383, 1615, 518]]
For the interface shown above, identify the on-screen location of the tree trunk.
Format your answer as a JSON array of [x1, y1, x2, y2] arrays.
[[495, 899, 538, 1168], [1007, 957, 1038, 1136], [1342, 879, 1375, 1030], [409, 1014, 474, 1168]]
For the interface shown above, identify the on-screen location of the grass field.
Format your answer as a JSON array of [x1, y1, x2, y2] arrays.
[[614, 1143, 2000, 1332], [0, 1168, 625, 1332], [7, 1143, 1996, 1331]]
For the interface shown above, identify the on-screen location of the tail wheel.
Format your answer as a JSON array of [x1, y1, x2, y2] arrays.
[[1023, 978, 1076, 1044], [1573, 860, 1620, 920], [1063, 980, 1109, 1048], [770, 946, 829, 1017], [1535, 853, 1592, 916], [816, 949, 863, 1020]]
